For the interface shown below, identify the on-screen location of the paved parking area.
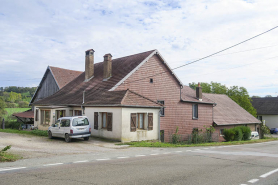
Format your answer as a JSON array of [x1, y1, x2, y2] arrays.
[[0, 132, 127, 159]]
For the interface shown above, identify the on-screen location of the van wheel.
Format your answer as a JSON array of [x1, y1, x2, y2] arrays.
[[65, 134, 71, 143], [48, 131, 53, 139], [84, 137, 89, 141]]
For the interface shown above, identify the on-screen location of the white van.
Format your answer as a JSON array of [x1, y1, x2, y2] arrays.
[[48, 116, 91, 142]]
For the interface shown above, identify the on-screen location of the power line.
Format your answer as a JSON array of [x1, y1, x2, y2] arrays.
[[186, 55, 278, 78], [172, 44, 278, 63], [115, 25, 278, 87]]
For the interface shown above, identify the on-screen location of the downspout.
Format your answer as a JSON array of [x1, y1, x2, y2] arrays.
[[180, 85, 183, 101], [81, 91, 85, 115], [158, 109, 161, 141]]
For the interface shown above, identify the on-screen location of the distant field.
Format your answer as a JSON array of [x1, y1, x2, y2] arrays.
[[4, 108, 31, 119]]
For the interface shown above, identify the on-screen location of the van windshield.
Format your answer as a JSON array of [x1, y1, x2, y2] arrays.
[[72, 118, 89, 127]]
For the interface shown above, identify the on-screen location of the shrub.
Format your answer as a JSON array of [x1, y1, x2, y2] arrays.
[[233, 127, 243, 141], [172, 127, 180, 144], [223, 129, 235, 141], [238, 126, 251, 140]]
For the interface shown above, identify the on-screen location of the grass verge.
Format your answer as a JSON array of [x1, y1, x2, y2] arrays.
[[0, 129, 48, 137], [0, 152, 20, 162], [0, 146, 21, 162], [119, 137, 278, 147]]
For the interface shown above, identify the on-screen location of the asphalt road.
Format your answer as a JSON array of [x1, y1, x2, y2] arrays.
[[1, 141, 278, 185]]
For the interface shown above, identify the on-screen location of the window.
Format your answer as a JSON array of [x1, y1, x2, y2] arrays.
[[102, 112, 107, 128], [72, 117, 89, 127], [130, 113, 153, 132], [61, 119, 70, 127], [41, 110, 50, 125], [220, 129, 224, 136], [74, 110, 82, 116], [35, 109, 39, 121], [258, 116, 262, 121], [157, 100, 164, 116], [137, 113, 144, 129], [150, 78, 153, 83], [100, 112, 112, 131], [192, 104, 198, 119], [56, 110, 65, 120]]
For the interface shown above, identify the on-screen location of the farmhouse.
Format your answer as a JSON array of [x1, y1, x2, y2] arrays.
[[32, 49, 260, 142], [251, 97, 278, 129]]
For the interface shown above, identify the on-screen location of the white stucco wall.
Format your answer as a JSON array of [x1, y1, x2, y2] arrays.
[[86, 107, 123, 141], [121, 107, 160, 142], [259, 115, 278, 128], [34, 106, 81, 130]]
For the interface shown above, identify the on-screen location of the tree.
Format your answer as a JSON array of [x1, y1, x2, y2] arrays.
[[0, 97, 6, 120], [252, 96, 261, 98], [189, 81, 257, 117], [265, 95, 272, 97]]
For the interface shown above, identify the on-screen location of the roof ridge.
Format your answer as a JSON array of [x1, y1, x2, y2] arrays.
[[49, 66, 83, 73]]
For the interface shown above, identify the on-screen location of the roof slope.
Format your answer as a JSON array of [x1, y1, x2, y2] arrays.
[[181, 86, 215, 104], [33, 50, 155, 106], [13, 109, 34, 119], [252, 97, 278, 115], [204, 93, 260, 125], [49, 66, 83, 89]]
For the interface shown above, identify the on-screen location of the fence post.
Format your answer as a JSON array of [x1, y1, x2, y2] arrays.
[[2, 118, 4, 129]]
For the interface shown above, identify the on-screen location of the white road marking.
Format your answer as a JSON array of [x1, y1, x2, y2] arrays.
[[0, 167, 26, 172], [73, 160, 89, 163], [150, 154, 159, 155], [240, 184, 248, 185], [175, 151, 182, 153], [96, 158, 110, 161], [117, 157, 129, 159], [203, 148, 209, 149], [186, 150, 192, 152], [248, 179, 259, 183], [260, 168, 278, 178], [43, 163, 63, 166], [135, 155, 146, 157], [163, 152, 171, 154], [195, 149, 201, 151], [210, 147, 215, 149]]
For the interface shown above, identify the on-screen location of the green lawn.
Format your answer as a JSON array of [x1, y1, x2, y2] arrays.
[[120, 138, 278, 147], [4, 108, 30, 119], [0, 129, 48, 137]]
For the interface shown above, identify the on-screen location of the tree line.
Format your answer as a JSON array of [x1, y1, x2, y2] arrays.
[[189, 82, 257, 117], [0, 86, 37, 109]]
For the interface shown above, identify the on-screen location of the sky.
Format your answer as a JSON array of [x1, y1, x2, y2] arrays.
[[1, 0, 278, 97]]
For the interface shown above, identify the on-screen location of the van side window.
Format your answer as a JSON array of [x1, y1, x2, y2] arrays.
[[61, 119, 70, 127]]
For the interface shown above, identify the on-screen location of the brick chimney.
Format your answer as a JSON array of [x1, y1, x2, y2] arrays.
[[85, 49, 95, 82], [103, 53, 112, 81], [196, 82, 202, 101]]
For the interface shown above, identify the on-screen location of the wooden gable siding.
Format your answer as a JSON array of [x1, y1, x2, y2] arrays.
[[115, 54, 213, 142], [33, 69, 59, 103]]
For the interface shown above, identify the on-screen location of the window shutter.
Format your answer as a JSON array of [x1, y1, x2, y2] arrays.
[[35, 109, 38, 121], [148, 113, 153, 130], [107, 113, 113, 131], [130, 113, 136, 132], [94, 112, 98, 130]]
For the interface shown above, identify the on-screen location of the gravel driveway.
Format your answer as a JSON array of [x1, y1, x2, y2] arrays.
[[0, 132, 127, 159]]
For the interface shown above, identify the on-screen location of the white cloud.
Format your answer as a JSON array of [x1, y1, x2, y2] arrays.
[[0, 0, 278, 96]]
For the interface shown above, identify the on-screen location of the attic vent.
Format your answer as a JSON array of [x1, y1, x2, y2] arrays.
[[150, 78, 153, 83]]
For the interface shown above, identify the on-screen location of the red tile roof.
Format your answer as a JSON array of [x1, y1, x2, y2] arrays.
[[34, 50, 156, 106], [49, 66, 83, 89], [13, 109, 34, 119], [204, 93, 261, 125]]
